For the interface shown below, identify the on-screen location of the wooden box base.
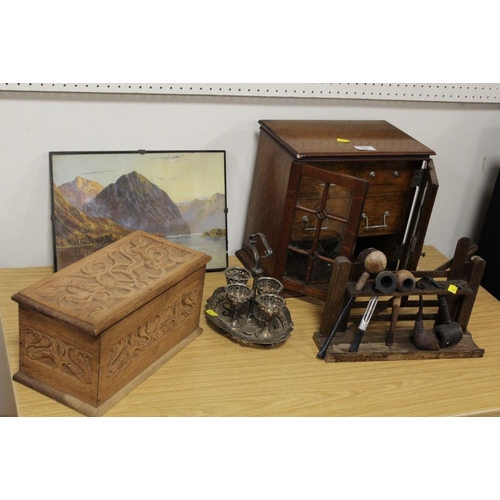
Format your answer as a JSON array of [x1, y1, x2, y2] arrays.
[[313, 329, 484, 363], [14, 327, 202, 416]]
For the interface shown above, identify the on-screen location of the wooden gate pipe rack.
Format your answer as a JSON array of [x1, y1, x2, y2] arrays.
[[313, 237, 486, 362]]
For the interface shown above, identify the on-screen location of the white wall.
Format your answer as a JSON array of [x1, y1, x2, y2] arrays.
[[1, 90, 500, 268]]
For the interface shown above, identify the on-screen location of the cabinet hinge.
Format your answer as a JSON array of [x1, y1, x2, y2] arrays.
[[411, 169, 424, 188]]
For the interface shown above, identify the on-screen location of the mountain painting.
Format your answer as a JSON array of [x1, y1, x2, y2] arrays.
[[50, 151, 227, 271]]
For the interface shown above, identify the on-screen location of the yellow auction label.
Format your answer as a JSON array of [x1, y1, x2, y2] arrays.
[[337, 138, 350, 143], [447, 284, 458, 294], [206, 309, 218, 316]]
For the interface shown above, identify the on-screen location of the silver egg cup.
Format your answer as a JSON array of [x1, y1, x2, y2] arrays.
[[206, 234, 293, 347]]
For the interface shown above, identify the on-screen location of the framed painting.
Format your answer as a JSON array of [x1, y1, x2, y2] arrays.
[[49, 150, 227, 271]]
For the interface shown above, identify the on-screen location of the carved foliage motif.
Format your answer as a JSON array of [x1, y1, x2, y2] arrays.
[[23, 326, 93, 384], [37, 233, 192, 321], [106, 287, 199, 378]]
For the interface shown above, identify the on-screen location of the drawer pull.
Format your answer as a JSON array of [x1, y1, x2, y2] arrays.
[[362, 211, 389, 230], [302, 215, 328, 232]]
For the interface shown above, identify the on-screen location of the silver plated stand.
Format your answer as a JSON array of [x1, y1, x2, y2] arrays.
[[205, 233, 294, 347]]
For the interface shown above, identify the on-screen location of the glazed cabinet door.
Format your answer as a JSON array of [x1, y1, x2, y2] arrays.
[[277, 162, 369, 299]]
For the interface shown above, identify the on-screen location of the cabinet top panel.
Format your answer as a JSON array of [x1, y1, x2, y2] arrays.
[[259, 120, 435, 158]]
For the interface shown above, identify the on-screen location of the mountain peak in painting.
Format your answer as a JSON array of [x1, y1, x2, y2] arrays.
[[179, 192, 226, 233], [58, 176, 104, 209], [52, 183, 131, 248], [82, 171, 190, 236]]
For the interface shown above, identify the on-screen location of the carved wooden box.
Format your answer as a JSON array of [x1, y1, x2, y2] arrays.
[[12, 231, 211, 416]]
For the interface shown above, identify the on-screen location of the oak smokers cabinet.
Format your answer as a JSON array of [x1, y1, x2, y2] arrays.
[[236, 120, 438, 300]]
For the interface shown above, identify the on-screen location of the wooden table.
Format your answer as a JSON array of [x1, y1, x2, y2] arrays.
[[1, 246, 499, 417]]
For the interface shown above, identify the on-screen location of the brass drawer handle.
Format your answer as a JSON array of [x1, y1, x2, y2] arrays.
[[362, 211, 389, 230], [302, 215, 328, 232]]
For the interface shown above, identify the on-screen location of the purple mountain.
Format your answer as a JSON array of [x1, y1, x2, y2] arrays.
[[82, 171, 190, 236]]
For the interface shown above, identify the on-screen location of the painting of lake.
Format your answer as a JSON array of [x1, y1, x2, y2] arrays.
[[50, 150, 227, 271]]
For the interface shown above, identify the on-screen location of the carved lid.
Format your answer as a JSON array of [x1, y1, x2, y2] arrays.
[[12, 231, 211, 336], [259, 120, 435, 158]]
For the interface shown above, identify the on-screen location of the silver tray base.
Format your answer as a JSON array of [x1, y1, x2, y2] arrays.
[[205, 287, 293, 347]]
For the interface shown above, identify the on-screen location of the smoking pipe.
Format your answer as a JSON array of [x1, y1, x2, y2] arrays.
[[348, 269, 398, 352], [374, 270, 398, 294], [316, 295, 355, 359], [434, 300, 464, 347], [354, 248, 387, 291], [412, 295, 439, 350], [395, 270, 416, 292], [386, 270, 416, 346], [317, 249, 388, 359], [386, 295, 401, 346], [425, 276, 464, 348], [348, 296, 379, 352]]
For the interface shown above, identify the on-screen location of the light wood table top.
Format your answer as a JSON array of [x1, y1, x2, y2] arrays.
[[1, 246, 499, 417]]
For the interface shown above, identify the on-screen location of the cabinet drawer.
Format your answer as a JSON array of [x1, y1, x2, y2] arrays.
[[358, 196, 405, 235], [297, 175, 353, 200], [290, 209, 344, 243], [357, 166, 412, 196]]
